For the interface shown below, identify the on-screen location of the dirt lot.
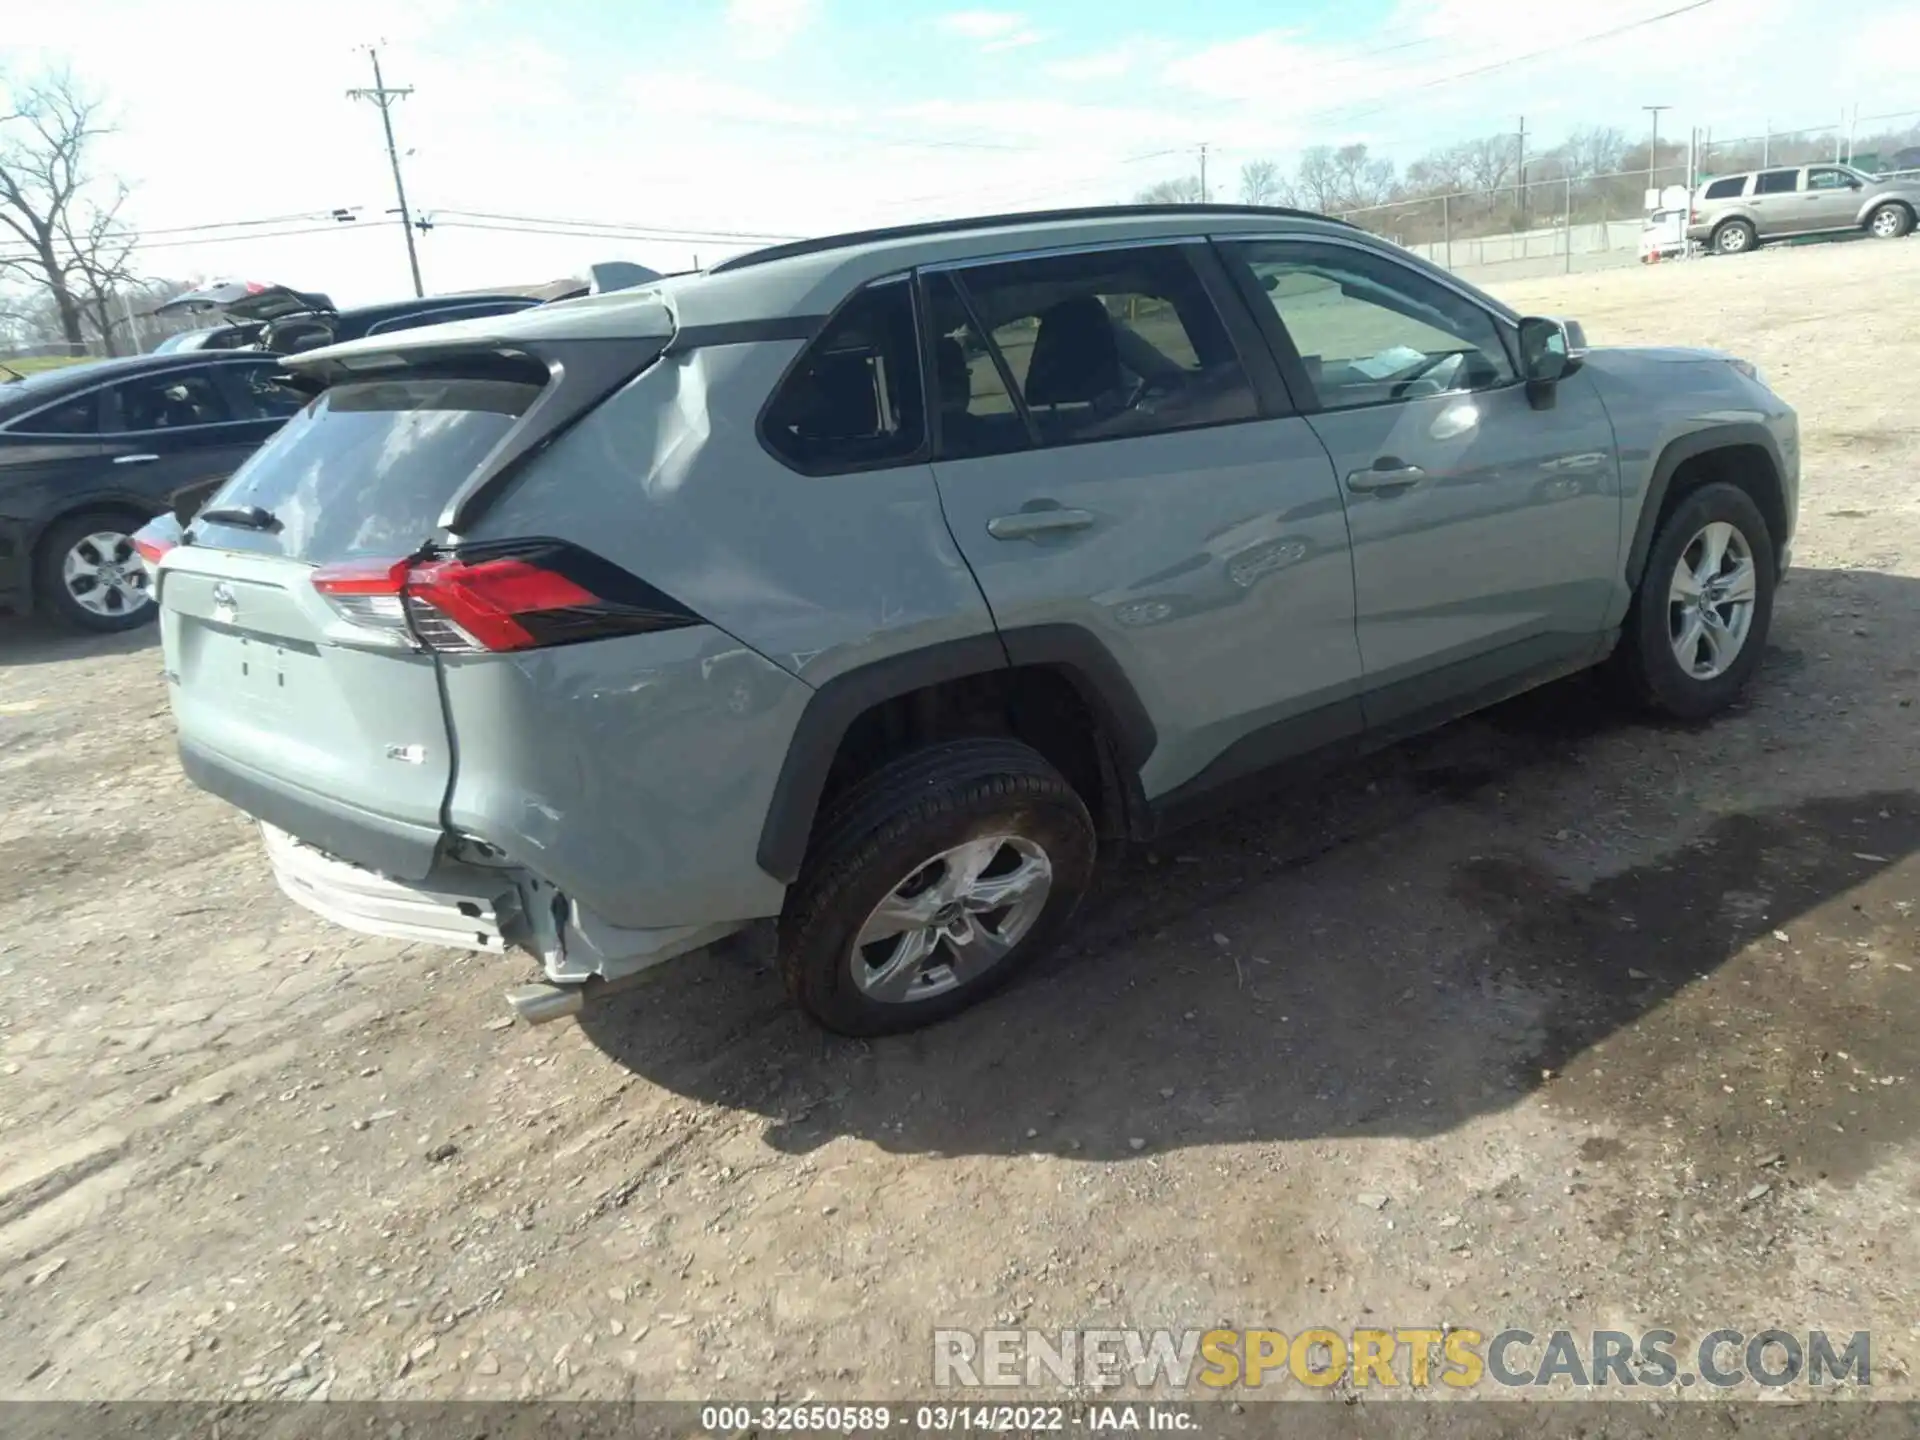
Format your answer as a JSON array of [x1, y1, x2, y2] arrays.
[[2, 237, 1917, 1408]]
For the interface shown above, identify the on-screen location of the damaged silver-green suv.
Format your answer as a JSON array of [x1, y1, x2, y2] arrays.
[[149, 203, 1799, 1034]]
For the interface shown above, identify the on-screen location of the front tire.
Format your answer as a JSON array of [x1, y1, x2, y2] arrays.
[[1612, 483, 1776, 720], [1867, 202, 1914, 239], [35, 511, 158, 632], [778, 738, 1096, 1036], [1714, 219, 1757, 255]]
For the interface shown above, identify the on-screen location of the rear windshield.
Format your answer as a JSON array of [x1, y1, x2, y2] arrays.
[[190, 368, 544, 562]]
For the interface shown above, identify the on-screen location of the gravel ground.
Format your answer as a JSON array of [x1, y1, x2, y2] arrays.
[[1, 235, 1916, 1407]]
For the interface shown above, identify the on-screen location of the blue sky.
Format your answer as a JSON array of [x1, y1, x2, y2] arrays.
[[5, 0, 1918, 306]]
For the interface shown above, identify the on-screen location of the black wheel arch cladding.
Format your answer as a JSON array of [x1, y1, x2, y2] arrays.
[[755, 626, 1156, 884]]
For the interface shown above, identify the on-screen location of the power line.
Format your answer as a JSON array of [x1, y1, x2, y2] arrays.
[[427, 210, 802, 243], [347, 45, 425, 298], [1318, 0, 1723, 127], [0, 222, 397, 267]]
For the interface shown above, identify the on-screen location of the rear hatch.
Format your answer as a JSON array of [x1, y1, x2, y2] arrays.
[[155, 281, 336, 324], [162, 363, 543, 878], [159, 308, 675, 880]]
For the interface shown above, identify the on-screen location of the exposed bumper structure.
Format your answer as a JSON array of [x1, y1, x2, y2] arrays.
[[262, 824, 514, 952], [258, 824, 748, 1023]]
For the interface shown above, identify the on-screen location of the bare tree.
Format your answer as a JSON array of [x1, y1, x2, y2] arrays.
[[1238, 158, 1285, 206], [1292, 146, 1341, 211], [1330, 143, 1397, 209], [0, 68, 133, 350], [1561, 125, 1629, 180], [1135, 175, 1203, 204], [61, 183, 139, 354]]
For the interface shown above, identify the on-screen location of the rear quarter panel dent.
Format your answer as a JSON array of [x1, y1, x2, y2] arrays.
[[439, 624, 807, 928]]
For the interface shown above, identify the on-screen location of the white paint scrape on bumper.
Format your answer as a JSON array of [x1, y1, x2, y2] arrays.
[[260, 824, 514, 953]]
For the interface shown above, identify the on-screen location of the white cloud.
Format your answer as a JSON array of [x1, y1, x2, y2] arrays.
[[726, 0, 819, 60], [936, 9, 1046, 51], [1045, 40, 1171, 83]]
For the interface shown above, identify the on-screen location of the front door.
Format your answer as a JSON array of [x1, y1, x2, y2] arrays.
[[96, 364, 283, 517], [1217, 238, 1621, 732], [1800, 166, 1864, 231], [923, 241, 1365, 803]]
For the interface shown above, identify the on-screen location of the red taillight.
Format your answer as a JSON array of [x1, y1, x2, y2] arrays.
[[312, 542, 691, 653], [134, 534, 177, 569]]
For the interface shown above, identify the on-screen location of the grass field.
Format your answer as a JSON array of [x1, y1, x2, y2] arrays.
[[0, 354, 93, 378]]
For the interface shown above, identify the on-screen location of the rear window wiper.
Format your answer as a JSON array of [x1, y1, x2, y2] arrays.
[[197, 504, 282, 532]]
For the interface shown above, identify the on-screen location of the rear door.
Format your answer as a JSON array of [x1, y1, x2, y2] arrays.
[[923, 240, 1364, 803], [160, 362, 551, 879], [1747, 168, 1804, 235], [1216, 237, 1619, 732]]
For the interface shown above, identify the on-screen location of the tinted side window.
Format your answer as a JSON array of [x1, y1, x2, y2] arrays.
[[937, 244, 1257, 456], [1224, 240, 1514, 412], [1702, 177, 1747, 200], [762, 279, 925, 473], [1754, 169, 1799, 195], [8, 392, 103, 436], [105, 369, 237, 431], [232, 363, 310, 419]]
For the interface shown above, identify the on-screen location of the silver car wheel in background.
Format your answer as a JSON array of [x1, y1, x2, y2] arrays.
[[851, 835, 1053, 1003], [1870, 207, 1904, 238], [62, 530, 153, 618], [1668, 520, 1757, 680]]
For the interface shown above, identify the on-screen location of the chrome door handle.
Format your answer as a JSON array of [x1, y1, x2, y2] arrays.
[[987, 508, 1095, 540], [1346, 462, 1427, 493], [113, 453, 161, 465]]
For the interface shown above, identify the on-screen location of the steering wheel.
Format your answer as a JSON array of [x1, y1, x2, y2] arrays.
[[1388, 351, 1467, 400]]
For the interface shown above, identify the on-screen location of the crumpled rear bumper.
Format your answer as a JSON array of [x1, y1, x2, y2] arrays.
[[258, 825, 747, 1013], [262, 824, 513, 952]]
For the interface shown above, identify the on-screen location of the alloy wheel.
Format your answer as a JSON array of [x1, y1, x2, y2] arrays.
[[1668, 520, 1757, 680], [850, 835, 1053, 1003]]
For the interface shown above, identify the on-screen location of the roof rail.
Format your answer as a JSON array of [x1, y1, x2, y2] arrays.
[[709, 203, 1351, 273]]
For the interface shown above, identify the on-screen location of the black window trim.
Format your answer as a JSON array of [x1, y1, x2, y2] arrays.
[[917, 237, 1280, 463], [0, 356, 279, 438], [1754, 168, 1802, 195], [940, 269, 1042, 450], [1214, 232, 1527, 419], [754, 271, 934, 478]]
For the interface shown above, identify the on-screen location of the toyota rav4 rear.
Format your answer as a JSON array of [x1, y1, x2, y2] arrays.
[[154, 292, 808, 1021]]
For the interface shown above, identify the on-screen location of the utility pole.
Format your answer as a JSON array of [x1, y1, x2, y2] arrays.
[[348, 46, 425, 297], [1198, 143, 1209, 203], [1515, 115, 1527, 220], [1643, 105, 1671, 208]]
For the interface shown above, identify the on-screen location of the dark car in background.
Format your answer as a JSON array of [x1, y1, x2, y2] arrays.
[[0, 352, 308, 631], [153, 281, 542, 355], [152, 322, 265, 354]]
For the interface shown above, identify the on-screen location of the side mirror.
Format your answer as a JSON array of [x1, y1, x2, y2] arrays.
[[1517, 316, 1584, 409]]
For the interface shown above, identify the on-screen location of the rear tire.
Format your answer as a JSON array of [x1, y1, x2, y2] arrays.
[[778, 738, 1096, 1036], [1611, 483, 1776, 721], [1867, 202, 1914, 239], [1714, 219, 1757, 255], [35, 511, 158, 632]]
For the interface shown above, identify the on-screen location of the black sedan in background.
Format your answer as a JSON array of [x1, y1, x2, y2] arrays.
[[0, 353, 307, 631]]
